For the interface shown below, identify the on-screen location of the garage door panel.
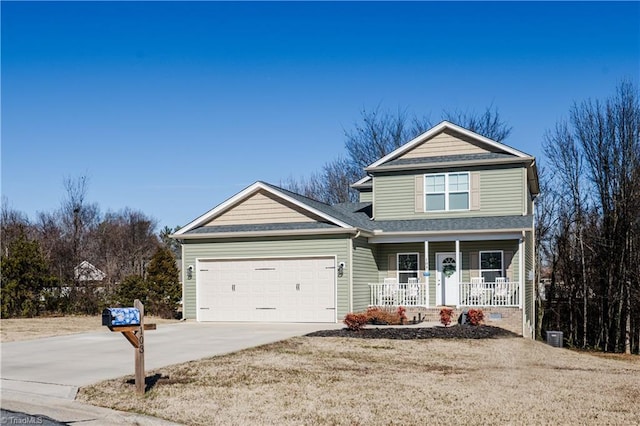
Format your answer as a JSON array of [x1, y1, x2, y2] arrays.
[[197, 257, 335, 322]]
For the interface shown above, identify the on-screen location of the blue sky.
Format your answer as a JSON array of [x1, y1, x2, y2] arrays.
[[2, 1, 638, 230]]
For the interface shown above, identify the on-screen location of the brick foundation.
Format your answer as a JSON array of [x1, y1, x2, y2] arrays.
[[405, 307, 523, 336]]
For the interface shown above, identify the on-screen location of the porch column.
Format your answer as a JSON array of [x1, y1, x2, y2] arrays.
[[424, 240, 429, 308], [519, 236, 524, 310], [455, 240, 460, 308]]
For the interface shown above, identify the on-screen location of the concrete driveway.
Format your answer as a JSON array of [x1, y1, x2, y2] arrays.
[[1, 321, 341, 401]]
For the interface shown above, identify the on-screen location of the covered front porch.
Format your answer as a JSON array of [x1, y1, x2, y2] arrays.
[[364, 234, 524, 309]]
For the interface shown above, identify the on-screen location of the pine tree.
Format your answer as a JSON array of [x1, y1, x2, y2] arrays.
[[1, 228, 56, 317], [145, 246, 180, 318]]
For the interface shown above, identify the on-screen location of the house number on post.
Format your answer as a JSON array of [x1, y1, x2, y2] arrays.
[[102, 299, 156, 395]]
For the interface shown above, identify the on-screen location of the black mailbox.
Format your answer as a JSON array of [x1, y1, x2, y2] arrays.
[[102, 307, 141, 327]]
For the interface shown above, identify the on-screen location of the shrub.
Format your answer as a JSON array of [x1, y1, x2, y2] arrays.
[[365, 307, 400, 325], [346, 306, 410, 328], [397, 306, 407, 324], [343, 313, 368, 331], [467, 309, 485, 326], [440, 308, 454, 327]]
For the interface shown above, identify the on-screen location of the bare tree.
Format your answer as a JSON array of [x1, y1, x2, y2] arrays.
[[543, 121, 590, 347], [543, 80, 640, 353], [344, 106, 431, 172], [442, 105, 512, 142], [93, 208, 159, 287], [283, 105, 511, 204], [280, 171, 326, 202], [59, 175, 100, 280], [1, 196, 32, 257], [534, 166, 559, 340]]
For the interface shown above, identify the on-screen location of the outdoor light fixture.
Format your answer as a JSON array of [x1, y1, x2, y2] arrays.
[[338, 262, 345, 277], [187, 265, 194, 280]]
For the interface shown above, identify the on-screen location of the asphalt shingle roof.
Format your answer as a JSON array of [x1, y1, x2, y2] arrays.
[[259, 182, 374, 229], [186, 222, 339, 234], [181, 181, 532, 237], [370, 215, 533, 233]]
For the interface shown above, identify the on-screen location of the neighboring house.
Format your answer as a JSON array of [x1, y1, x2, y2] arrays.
[[172, 121, 539, 337], [74, 260, 106, 282]]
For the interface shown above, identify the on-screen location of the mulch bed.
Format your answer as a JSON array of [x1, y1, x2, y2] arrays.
[[307, 324, 519, 340]]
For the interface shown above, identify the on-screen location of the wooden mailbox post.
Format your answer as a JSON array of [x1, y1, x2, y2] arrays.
[[102, 299, 156, 394]]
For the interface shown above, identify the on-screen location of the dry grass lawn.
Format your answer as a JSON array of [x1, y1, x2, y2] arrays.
[[78, 335, 640, 425], [0, 315, 180, 342]]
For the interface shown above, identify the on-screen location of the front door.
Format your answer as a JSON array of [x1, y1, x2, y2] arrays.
[[436, 252, 459, 305]]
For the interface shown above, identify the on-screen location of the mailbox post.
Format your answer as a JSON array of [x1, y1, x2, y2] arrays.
[[102, 299, 156, 394]]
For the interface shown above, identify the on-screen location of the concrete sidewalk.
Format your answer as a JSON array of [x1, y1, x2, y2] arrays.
[[1, 321, 343, 425]]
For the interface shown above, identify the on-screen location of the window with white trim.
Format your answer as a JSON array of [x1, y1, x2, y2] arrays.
[[424, 172, 469, 211], [480, 251, 503, 282], [397, 253, 419, 283]]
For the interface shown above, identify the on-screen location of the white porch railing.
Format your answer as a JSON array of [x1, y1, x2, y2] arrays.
[[369, 283, 428, 307], [459, 281, 519, 307], [368, 281, 520, 308]]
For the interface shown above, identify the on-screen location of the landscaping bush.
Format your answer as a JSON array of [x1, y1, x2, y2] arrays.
[[365, 307, 400, 325], [439, 308, 454, 327], [345, 306, 411, 330], [343, 313, 368, 331], [467, 309, 485, 326], [397, 306, 407, 324]]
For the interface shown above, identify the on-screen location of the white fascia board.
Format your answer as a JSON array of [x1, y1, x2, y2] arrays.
[[351, 175, 372, 188], [366, 121, 532, 170], [368, 230, 525, 244], [173, 181, 352, 236]]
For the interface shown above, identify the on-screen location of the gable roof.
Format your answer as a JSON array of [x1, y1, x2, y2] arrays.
[[172, 177, 535, 240], [365, 121, 533, 171], [173, 181, 360, 238]]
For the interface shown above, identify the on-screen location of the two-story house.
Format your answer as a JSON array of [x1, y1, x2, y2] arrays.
[[172, 121, 539, 337]]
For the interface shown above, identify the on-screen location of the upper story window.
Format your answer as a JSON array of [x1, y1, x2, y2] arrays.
[[424, 172, 469, 211]]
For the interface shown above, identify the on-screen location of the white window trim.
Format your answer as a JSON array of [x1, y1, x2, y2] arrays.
[[397, 252, 419, 283], [479, 250, 504, 280], [424, 172, 470, 212]]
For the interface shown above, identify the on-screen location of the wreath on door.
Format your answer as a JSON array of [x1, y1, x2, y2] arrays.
[[442, 257, 456, 278]]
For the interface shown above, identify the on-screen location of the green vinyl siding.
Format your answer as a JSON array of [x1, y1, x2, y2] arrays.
[[374, 166, 525, 220], [524, 230, 535, 337], [359, 190, 373, 203], [373, 174, 414, 219], [351, 237, 378, 312], [181, 235, 350, 320]]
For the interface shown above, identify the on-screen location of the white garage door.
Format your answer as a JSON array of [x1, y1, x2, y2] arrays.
[[197, 257, 336, 322]]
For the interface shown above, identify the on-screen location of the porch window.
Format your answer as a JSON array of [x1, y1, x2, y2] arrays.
[[398, 253, 419, 283], [480, 251, 503, 282], [425, 172, 469, 211]]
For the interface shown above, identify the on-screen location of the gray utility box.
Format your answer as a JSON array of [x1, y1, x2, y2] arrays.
[[102, 307, 141, 327], [546, 331, 563, 348]]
